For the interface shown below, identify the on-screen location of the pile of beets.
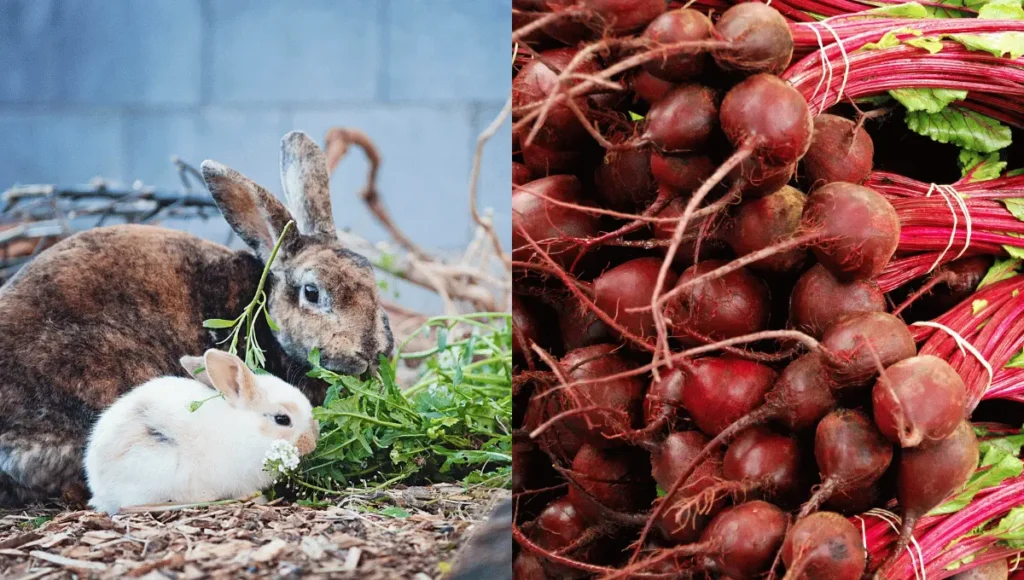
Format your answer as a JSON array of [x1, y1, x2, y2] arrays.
[[511, 1, 1016, 578]]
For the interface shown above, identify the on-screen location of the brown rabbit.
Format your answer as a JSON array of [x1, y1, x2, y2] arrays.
[[0, 131, 392, 506]]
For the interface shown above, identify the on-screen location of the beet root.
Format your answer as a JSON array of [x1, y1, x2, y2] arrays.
[[642, 8, 714, 82], [700, 500, 789, 579], [723, 427, 805, 505], [728, 157, 797, 199], [726, 185, 808, 273], [558, 344, 647, 446], [631, 69, 677, 104], [512, 48, 600, 150], [643, 84, 720, 153], [594, 258, 677, 342], [577, 0, 666, 34], [643, 367, 686, 428], [512, 175, 601, 270], [666, 260, 771, 344], [820, 311, 917, 388], [801, 114, 875, 189], [801, 182, 900, 281], [789, 264, 887, 338], [803, 409, 893, 517], [872, 355, 967, 448], [677, 356, 777, 436], [567, 443, 653, 524], [781, 511, 866, 580], [884, 420, 979, 575], [764, 353, 838, 432], [651, 431, 726, 543], [650, 152, 716, 194], [711, 3, 794, 76], [720, 74, 813, 167], [594, 147, 656, 211]]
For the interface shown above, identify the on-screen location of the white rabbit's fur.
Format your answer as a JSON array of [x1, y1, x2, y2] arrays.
[[85, 350, 317, 514]]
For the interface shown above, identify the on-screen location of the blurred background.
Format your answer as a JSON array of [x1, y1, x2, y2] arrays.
[[0, 0, 511, 312]]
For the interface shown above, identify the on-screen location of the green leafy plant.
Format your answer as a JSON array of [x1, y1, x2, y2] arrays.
[[289, 313, 512, 499], [189, 221, 294, 412], [202, 220, 293, 369]]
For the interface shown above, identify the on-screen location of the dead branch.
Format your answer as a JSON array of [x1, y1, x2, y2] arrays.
[[468, 96, 513, 272], [324, 127, 434, 262]]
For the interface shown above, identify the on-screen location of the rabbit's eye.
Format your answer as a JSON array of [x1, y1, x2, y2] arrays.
[[302, 284, 320, 304], [274, 414, 292, 427]]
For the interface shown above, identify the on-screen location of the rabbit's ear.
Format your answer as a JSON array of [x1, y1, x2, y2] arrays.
[[202, 160, 295, 261], [180, 355, 215, 389], [280, 131, 336, 237], [202, 350, 261, 405]]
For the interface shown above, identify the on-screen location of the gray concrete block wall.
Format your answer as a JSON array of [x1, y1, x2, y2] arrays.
[[0, 0, 511, 311]]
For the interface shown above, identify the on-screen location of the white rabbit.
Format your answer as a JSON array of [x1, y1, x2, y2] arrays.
[[84, 349, 318, 514]]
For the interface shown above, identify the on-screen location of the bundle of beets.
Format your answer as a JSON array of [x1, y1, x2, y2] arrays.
[[512, 0, 1024, 578]]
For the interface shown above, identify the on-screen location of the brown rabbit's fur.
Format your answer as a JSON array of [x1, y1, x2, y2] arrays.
[[0, 132, 393, 506]]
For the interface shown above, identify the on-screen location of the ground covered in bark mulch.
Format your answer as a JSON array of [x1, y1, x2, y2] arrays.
[[0, 484, 508, 579]]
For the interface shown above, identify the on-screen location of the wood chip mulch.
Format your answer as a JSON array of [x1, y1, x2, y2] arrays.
[[0, 484, 509, 580]]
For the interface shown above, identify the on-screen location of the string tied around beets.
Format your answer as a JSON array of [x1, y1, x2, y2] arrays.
[[924, 182, 973, 273]]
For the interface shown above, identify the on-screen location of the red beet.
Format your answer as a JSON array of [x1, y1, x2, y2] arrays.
[[512, 553, 547, 580], [551, 295, 612, 351], [723, 427, 805, 504], [820, 311, 917, 388], [631, 69, 677, 104], [802, 182, 900, 281], [823, 482, 882, 516], [666, 260, 771, 343], [512, 175, 601, 269], [594, 148, 656, 211], [643, 84, 719, 153], [781, 512, 866, 580], [559, 344, 647, 446], [711, 3, 794, 76], [532, 496, 589, 552], [720, 74, 812, 167], [651, 152, 716, 194], [677, 356, 777, 436], [513, 161, 532, 186], [789, 264, 887, 338], [575, 0, 666, 34], [520, 138, 588, 175], [632, 502, 788, 577], [645, 353, 836, 520], [766, 353, 840, 432], [643, 367, 685, 428], [883, 420, 979, 575], [526, 387, 585, 462], [651, 431, 726, 543], [699, 501, 789, 579], [725, 185, 807, 273], [802, 409, 893, 516], [594, 258, 677, 342], [512, 48, 601, 150], [513, 295, 546, 363], [801, 114, 875, 189], [872, 355, 967, 448], [651, 197, 728, 268], [567, 443, 652, 523], [728, 158, 796, 199], [641, 9, 714, 82]]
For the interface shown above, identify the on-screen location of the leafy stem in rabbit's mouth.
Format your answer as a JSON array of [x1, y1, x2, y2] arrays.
[[191, 220, 295, 411]]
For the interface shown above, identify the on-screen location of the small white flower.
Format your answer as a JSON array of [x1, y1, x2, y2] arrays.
[[263, 439, 301, 477]]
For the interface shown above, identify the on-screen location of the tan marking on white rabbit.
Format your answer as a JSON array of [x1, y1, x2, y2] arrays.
[[0, 131, 391, 506], [85, 350, 317, 515]]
